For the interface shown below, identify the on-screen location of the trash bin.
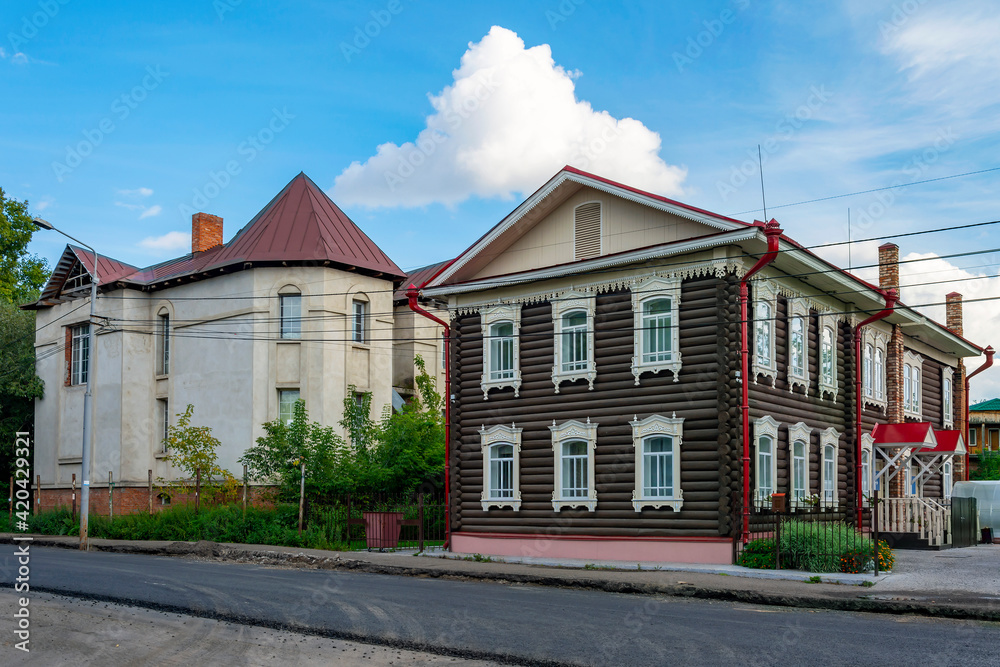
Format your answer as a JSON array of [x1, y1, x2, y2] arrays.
[[362, 511, 404, 550]]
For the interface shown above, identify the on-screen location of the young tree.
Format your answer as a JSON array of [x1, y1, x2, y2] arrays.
[[1, 188, 49, 304], [161, 404, 239, 502]]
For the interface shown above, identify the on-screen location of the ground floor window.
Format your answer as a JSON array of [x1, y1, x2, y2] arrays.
[[631, 414, 684, 511], [480, 423, 522, 511]]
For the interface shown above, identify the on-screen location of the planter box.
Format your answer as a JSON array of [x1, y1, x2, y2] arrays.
[[362, 511, 405, 550]]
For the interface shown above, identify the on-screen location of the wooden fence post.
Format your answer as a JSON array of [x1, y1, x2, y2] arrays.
[[148, 470, 153, 514], [72, 474, 77, 521], [195, 467, 201, 514], [298, 461, 306, 537], [109, 471, 114, 519]]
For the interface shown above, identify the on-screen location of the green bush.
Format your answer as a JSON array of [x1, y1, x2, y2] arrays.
[[738, 520, 891, 573], [736, 538, 776, 569]]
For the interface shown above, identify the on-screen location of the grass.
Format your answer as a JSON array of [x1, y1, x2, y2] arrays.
[[738, 520, 893, 574]]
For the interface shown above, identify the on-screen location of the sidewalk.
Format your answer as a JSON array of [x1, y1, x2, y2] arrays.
[[4, 533, 999, 622]]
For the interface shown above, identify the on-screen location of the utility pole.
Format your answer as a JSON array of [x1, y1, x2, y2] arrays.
[[33, 218, 98, 550]]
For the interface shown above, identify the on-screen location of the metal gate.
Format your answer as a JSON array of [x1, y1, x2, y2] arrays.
[[951, 497, 978, 548]]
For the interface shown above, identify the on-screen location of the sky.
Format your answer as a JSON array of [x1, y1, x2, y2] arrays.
[[2, 0, 999, 399]]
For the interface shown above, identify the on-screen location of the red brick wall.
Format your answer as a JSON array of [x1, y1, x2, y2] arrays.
[[191, 213, 223, 253], [37, 485, 276, 516]]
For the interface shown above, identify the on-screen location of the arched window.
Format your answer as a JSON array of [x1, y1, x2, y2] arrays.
[[550, 419, 598, 512], [792, 440, 807, 503], [156, 308, 170, 375], [631, 414, 685, 511], [821, 327, 834, 386], [279, 291, 301, 339], [943, 461, 953, 499], [823, 445, 836, 503], [861, 449, 871, 499], [757, 435, 774, 500], [874, 348, 885, 400], [480, 423, 522, 510], [790, 316, 805, 378], [755, 301, 772, 367], [489, 444, 515, 499], [863, 343, 873, 397]]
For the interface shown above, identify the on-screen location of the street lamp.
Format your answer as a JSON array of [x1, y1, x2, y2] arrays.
[[32, 217, 97, 550]]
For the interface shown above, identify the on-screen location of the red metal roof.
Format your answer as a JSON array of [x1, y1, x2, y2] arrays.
[[925, 430, 966, 455], [871, 422, 937, 448], [393, 259, 452, 302]]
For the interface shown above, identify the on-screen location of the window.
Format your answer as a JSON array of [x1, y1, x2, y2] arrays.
[[788, 422, 812, 507], [861, 449, 871, 500], [820, 428, 840, 504], [631, 276, 682, 384], [550, 419, 598, 511], [874, 348, 885, 400], [441, 331, 447, 371], [904, 351, 922, 418], [906, 464, 920, 497], [861, 327, 888, 407], [70, 324, 90, 385], [351, 299, 366, 343], [943, 461, 953, 499], [904, 364, 912, 408], [820, 327, 834, 391], [631, 414, 684, 511], [786, 299, 810, 392], [755, 301, 772, 367], [280, 293, 301, 339], [552, 292, 596, 392], [753, 416, 780, 503], [942, 368, 954, 429], [157, 399, 169, 453], [751, 281, 777, 382], [278, 389, 300, 425], [156, 311, 170, 375], [480, 304, 522, 399], [863, 343, 873, 397], [791, 318, 806, 378], [969, 429, 977, 448], [574, 202, 602, 260], [480, 423, 522, 510]]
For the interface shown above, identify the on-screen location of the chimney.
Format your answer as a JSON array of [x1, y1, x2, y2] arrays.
[[878, 243, 899, 292], [192, 213, 223, 253], [946, 292, 963, 337]]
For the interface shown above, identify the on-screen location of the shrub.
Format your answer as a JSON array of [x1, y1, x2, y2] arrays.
[[738, 520, 894, 573], [737, 538, 776, 569]]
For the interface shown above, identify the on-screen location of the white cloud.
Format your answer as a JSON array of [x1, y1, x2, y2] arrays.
[[118, 187, 154, 197], [139, 204, 162, 219], [10, 52, 27, 65], [138, 231, 190, 252], [35, 197, 53, 212], [333, 26, 687, 208]]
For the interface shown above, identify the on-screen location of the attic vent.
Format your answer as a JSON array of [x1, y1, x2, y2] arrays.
[[574, 202, 602, 260]]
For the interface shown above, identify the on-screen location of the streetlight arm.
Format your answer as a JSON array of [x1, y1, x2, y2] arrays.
[[33, 218, 98, 284]]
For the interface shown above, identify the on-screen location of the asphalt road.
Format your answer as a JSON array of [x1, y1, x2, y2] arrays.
[[4, 546, 1000, 666]]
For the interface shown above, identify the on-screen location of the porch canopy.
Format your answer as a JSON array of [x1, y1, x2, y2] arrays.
[[870, 422, 937, 485], [911, 430, 965, 486]]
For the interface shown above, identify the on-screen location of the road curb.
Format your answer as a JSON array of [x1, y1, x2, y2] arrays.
[[8, 535, 999, 623]]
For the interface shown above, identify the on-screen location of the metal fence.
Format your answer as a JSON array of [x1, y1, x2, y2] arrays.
[[733, 498, 883, 574], [305, 492, 446, 552]]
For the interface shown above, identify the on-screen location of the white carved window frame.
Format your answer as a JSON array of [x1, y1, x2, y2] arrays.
[[480, 303, 522, 400], [752, 280, 778, 383], [753, 416, 780, 503], [942, 366, 955, 429], [820, 427, 840, 504], [786, 298, 810, 394], [550, 418, 598, 512], [818, 314, 839, 400], [480, 423, 522, 511], [861, 327, 888, 410], [631, 276, 682, 384], [861, 434, 875, 504], [788, 421, 813, 507], [551, 291, 597, 393], [904, 350, 923, 419], [631, 413, 684, 512]]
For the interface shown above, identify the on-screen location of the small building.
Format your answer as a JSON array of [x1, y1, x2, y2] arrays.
[[970, 398, 1000, 457]]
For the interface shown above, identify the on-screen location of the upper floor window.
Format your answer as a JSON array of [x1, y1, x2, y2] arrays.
[[552, 292, 596, 392], [863, 343, 873, 397], [787, 299, 810, 393], [942, 367, 954, 429], [574, 202, 602, 260], [820, 327, 834, 386], [157, 398, 169, 453], [480, 304, 522, 399], [631, 414, 685, 512], [280, 293, 301, 339], [70, 323, 90, 385], [755, 301, 772, 367], [631, 276, 682, 384], [278, 389, 300, 425], [352, 299, 367, 343], [874, 348, 885, 400], [818, 317, 839, 399], [561, 311, 587, 370], [550, 419, 598, 512], [862, 327, 888, 407], [751, 281, 777, 382], [156, 311, 170, 375], [753, 416, 780, 503], [441, 331, 447, 370], [903, 351, 922, 418], [788, 421, 813, 506], [480, 423, 522, 511]]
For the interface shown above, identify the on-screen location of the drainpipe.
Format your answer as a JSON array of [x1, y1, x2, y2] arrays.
[[407, 286, 451, 550], [965, 345, 995, 479], [740, 219, 783, 543], [853, 288, 898, 527]]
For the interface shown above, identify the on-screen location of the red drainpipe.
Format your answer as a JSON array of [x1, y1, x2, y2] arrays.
[[853, 288, 898, 527], [740, 219, 783, 543], [407, 286, 451, 549], [965, 345, 995, 479]]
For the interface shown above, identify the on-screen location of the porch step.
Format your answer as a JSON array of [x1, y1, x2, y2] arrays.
[[881, 532, 951, 551]]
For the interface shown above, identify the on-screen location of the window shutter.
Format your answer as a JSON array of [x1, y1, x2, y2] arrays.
[[574, 203, 602, 260]]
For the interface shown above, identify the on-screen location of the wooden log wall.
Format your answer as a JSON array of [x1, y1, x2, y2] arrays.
[[450, 275, 730, 538]]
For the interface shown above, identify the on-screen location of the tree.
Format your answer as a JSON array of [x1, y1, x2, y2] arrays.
[[160, 404, 239, 502], [0, 188, 49, 304], [972, 450, 1000, 481]]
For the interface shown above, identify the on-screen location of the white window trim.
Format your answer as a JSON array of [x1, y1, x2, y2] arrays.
[[903, 350, 923, 419], [786, 298, 810, 394], [752, 280, 778, 383], [943, 460, 953, 499], [788, 421, 813, 506], [480, 304, 522, 400], [942, 366, 955, 429], [818, 315, 839, 400], [861, 434, 875, 502], [861, 327, 888, 409], [820, 428, 840, 504], [549, 418, 598, 512], [630, 275, 682, 384], [631, 413, 684, 512], [480, 423, 522, 511], [753, 416, 780, 503], [551, 291, 597, 392]]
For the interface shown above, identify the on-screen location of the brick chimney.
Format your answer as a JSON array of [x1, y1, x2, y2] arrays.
[[946, 291, 968, 479], [192, 213, 223, 253], [946, 292, 963, 337], [878, 243, 899, 291]]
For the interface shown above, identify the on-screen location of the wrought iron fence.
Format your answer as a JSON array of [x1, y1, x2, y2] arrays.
[[305, 491, 446, 552], [733, 497, 883, 574]]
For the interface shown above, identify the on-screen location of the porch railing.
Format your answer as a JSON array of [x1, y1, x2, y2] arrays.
[[877, 496, 949, 547]]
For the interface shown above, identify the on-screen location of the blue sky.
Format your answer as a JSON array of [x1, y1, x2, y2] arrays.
[[3, 0, 999, 397]]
